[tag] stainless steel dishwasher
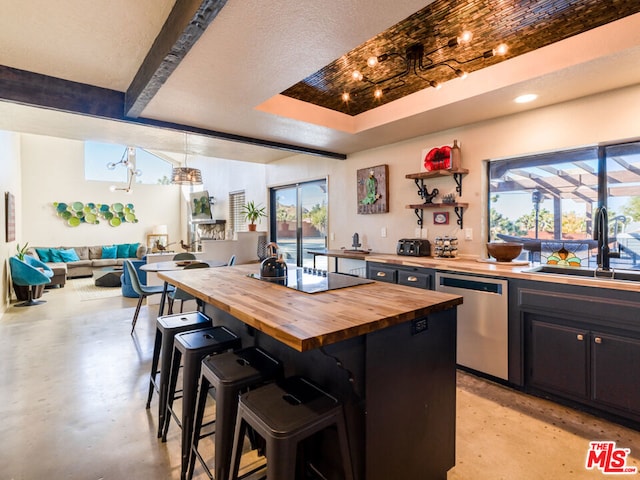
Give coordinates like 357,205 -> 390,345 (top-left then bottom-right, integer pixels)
436,272 -> 508,380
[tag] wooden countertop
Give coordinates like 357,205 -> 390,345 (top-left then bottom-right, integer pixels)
158,264 -> 462,352
367,254 -> 640,293
307,248 -> 374,260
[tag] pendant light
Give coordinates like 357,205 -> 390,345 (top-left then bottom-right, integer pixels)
171,133 -> 203,185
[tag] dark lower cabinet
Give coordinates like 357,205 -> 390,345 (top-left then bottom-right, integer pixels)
528,318 -> 589,399
519,280 -> 640,425
591,332 -> 640,416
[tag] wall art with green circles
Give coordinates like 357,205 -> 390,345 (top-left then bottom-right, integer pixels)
53,202 -> 138,227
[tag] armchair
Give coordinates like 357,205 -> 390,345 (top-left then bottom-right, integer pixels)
9,255 -> 54,306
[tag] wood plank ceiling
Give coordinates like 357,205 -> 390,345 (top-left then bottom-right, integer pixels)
283,0 -> 640,116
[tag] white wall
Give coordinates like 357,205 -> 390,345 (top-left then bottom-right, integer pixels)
192,155 -> 268,233
0,131 -> 22,313
20,134 -> 183,249
266,84 -> 640,258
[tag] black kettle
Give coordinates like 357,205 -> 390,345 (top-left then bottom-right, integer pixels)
260,242 -> 287,279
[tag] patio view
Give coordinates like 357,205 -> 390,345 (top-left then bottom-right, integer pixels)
489,142 -> 640,269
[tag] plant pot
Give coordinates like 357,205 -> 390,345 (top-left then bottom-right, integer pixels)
248,223 -> 257,231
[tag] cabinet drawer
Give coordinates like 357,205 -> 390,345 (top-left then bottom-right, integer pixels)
370,266 -> 397,283
398,270 -> 431,289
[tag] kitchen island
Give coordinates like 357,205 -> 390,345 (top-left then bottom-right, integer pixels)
159,264 -> 462,480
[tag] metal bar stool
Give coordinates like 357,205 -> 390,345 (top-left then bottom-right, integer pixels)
145,311 -> 212,438
186,347 -> 282,480
161,326 -> 241,479
228,376 -> 354,480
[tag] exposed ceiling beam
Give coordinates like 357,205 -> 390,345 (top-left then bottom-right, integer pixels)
0,65 -> 346,160
125,0 -> 228,118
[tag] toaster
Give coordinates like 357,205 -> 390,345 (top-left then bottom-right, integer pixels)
396,238 -> 431,257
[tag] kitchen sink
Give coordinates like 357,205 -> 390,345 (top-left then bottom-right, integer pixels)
525,265 -> 640,282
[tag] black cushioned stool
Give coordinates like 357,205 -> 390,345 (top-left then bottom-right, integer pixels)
186,347 -> 282,480
146,311 -> 212,438
228,376 -> 354,480
162,326 -> 241,479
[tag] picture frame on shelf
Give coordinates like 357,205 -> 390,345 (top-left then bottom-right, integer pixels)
433,212 -> 449,225
147,234 -> 168,252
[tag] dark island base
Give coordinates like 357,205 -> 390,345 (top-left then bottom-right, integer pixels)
206,304 -> 457,480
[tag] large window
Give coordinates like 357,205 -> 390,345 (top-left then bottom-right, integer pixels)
488,141 -> 640,270
84,141 -> 172,185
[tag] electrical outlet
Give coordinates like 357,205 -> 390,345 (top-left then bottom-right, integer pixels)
330,232 -> 335,241
465,228 -> 473,240
415,227 -> 422,238
381,227 -> 387,238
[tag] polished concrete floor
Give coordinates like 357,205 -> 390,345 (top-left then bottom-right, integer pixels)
1,280 -> 639,479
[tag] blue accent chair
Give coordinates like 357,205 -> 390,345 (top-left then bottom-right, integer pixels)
124,260 -> 174,334
9,255 -> 54,306
121,260 -> 147,298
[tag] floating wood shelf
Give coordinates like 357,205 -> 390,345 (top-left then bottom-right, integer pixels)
405,168 -> 469,179
406,168 -> 469,227
406,203 -> 469,209
406,203 -> 468,228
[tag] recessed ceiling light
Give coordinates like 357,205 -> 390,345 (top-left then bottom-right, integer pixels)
515,93 -> 538,103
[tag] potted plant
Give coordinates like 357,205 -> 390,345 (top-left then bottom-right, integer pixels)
16,242 -> 29,261
241,201 -> 266,231
277,207 -> 290,232
13,242 -> 40,301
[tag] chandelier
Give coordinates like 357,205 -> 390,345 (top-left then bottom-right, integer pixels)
343,30 -> 508,101
171,167 -> 202,185
108,146 -> 142,193
171,133 -> 203,185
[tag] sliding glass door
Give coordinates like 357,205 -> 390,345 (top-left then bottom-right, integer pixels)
270,179 -> 327,268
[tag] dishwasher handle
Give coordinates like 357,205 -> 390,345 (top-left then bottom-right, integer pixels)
438,276 -> 503,294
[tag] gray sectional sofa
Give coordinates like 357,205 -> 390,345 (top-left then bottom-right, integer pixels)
29,243 -> 147,287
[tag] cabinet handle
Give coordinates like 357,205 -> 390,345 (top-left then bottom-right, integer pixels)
594,337 -> 602,344
576,334 -> 584,341
376,271 -> 386,277
407,276 -> 418,282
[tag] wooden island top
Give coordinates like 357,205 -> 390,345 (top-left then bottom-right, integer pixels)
158,264 -> 462,352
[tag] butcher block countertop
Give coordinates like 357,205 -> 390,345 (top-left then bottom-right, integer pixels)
158,264 -> 462,352
367,254 -> 640,293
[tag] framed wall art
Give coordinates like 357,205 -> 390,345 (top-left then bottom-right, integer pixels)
433,212 -> 449,225
190,190 -> 213,222
357,164 -> 389,214
5,192 -> 15,242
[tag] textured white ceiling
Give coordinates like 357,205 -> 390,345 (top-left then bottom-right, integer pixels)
1,2 -> 639,162
0,0 -> 175,90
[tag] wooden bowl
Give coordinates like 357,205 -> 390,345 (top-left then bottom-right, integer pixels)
486,242 -> 523,262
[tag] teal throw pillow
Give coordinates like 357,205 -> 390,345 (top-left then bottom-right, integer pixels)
58,248 -> 80,262
116,243 -> 130,258
49,248 -> 63,262
102,245 -> 117,259
35,248 -> 52,263
128,242 -> 140,258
